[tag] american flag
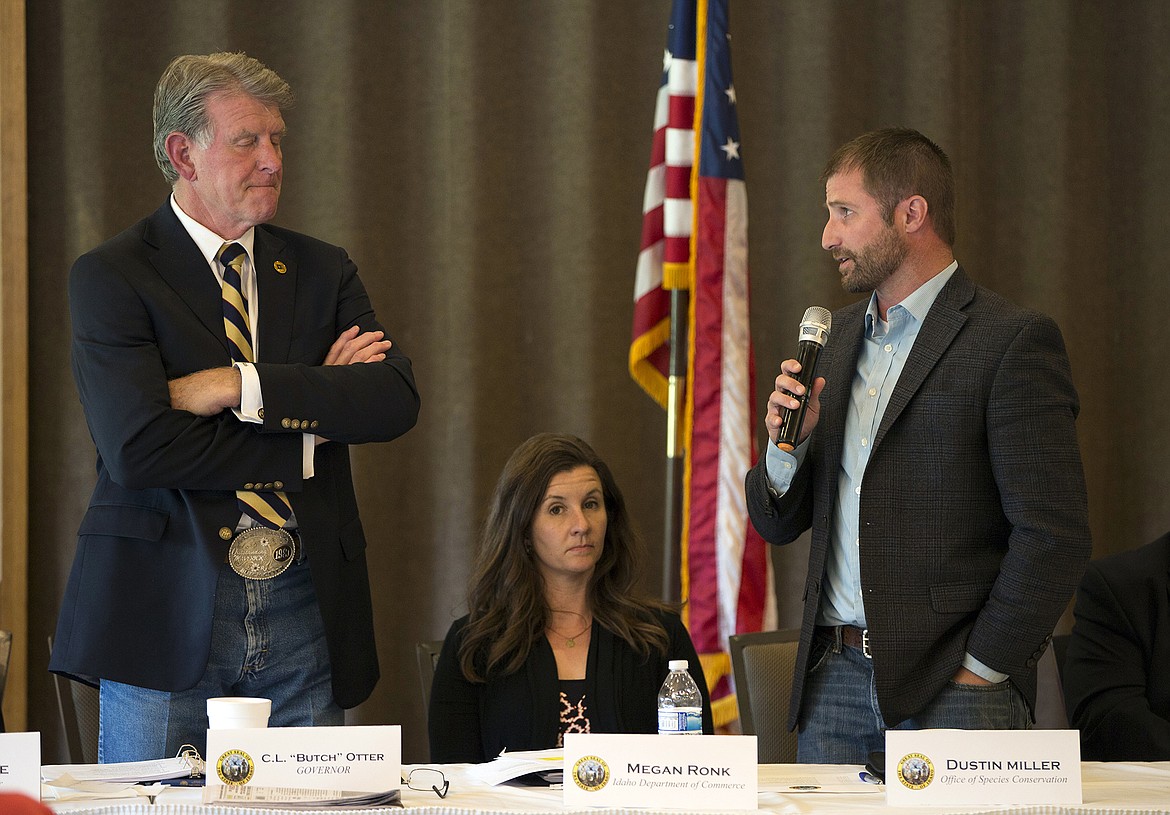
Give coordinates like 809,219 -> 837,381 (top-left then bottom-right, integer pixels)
629,0 -> 775,727
630,0 -> 696,403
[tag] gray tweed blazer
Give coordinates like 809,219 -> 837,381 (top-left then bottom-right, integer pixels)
746,267 -> 1091,730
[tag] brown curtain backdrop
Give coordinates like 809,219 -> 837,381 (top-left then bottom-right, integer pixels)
24,0 -> 1170,763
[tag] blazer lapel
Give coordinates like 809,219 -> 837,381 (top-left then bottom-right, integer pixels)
873,268 -> 974,451
253,227 -> 294,363
144,203 -> 228,357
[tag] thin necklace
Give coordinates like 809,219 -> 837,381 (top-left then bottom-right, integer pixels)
547,611 -> 592,648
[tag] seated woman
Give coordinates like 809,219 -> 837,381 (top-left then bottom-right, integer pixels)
428,433 -> 713,763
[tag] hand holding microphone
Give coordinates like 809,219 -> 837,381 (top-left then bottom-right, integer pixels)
768,306 -> 831,452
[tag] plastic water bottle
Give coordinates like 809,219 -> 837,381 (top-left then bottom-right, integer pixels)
657,659 -> 703,735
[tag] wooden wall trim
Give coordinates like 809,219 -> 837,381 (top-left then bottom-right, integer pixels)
0,0 -> 30,731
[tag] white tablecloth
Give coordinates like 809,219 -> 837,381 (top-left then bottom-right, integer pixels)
46,761 -> 1170,815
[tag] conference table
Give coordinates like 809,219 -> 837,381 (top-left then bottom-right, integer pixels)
43,760 -> 1170,814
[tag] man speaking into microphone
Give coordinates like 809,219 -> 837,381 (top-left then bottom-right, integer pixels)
745,128 -> 1091,764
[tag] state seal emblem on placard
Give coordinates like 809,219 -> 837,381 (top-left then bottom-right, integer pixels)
216,749 -> 256,785
896,753 -> 934,789
572,755 -> 610,791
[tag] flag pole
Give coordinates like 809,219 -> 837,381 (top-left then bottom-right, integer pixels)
663,288 -> 687,604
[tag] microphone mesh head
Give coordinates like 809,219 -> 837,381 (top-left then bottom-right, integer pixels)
802,306 -> 832,330
798,306 -> 832,346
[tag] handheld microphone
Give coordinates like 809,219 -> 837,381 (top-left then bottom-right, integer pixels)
775,306 -> 831,452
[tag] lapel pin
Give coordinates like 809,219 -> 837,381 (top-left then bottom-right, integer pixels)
274,261 -> 287,274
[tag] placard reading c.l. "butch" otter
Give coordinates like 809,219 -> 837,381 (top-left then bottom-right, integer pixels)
204,724 -> 400,795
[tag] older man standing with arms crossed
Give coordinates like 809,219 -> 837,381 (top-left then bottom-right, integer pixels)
746,128 -> 1090,764
51,52 -> 419,761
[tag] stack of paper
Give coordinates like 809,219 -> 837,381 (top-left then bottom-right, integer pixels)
42,755 -> 197,785
465,748 -> 563,786
203,785 -> 401,809
41,756 -> 201,803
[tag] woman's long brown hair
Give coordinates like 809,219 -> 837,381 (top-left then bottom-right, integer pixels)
457,433 -> 671,682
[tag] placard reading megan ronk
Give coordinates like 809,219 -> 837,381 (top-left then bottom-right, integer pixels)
562,733 -> 757,811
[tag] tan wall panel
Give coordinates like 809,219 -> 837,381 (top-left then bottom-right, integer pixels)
1,0 -> 29,732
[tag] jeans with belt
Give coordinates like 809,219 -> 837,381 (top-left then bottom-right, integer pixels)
796,627 -> 1031,764
99,557 -> 343,762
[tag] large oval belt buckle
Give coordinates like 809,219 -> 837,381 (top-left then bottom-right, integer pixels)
228,527 -> 296,580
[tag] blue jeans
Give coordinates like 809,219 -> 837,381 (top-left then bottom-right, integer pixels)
796,629 -> 1030,764
99,559 -> 342,762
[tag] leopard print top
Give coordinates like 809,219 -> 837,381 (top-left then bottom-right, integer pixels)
556,679 -> 591,746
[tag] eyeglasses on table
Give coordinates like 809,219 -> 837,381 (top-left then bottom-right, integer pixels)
403,767 -> 449,799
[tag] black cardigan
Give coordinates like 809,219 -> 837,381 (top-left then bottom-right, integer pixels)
428,610 -> 714,762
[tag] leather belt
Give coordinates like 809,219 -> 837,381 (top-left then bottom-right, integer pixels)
818,624 -> 872,658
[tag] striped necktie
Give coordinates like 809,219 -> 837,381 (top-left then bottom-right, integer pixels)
219,242 -> 293,529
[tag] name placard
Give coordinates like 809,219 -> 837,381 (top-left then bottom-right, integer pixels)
0,732 -> 41,801
205,725 -> 400,793
885,729 -> 1081,806
563,733 -> 757,811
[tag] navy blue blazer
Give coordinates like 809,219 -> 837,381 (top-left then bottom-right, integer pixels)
50,201 -> 419,707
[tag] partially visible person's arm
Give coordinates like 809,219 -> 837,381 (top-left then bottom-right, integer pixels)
1064,562 -> 1170,760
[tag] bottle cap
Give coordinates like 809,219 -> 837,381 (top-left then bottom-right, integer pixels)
668,659 -> 688,670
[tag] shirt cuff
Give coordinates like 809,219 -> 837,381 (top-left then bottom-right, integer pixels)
302,433 -> 316,479
962,653 -> 1010,684
232,362 -> 263,423
233,362 -> 315,479
764,438 -> 808,496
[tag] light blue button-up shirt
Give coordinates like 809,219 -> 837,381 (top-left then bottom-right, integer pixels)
822,262 -> 956,628
764,261 -> 1006,681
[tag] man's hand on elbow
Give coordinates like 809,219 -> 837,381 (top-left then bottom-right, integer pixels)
168,367 -> 242,416
324,325 -> 392,365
